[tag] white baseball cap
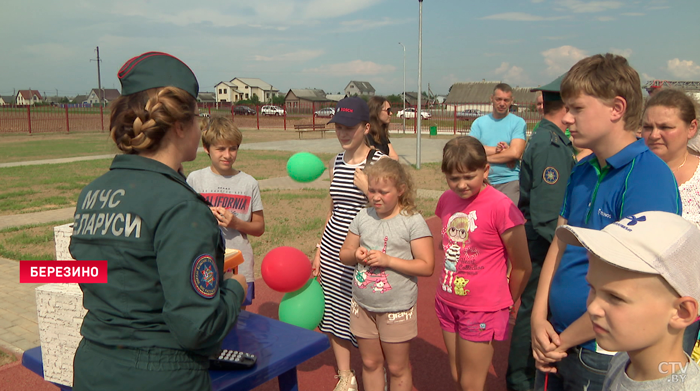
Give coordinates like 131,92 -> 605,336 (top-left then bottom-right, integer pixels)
556,211 -> 700,312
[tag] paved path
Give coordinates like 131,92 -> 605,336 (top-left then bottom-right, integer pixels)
0,139 -> 448,356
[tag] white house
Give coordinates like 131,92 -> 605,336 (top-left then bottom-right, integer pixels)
86,89 -> 121,105
344,81 -> 375,97
16,90 -> 43,105
215,78 -> 279,103
215,81 -> 238,102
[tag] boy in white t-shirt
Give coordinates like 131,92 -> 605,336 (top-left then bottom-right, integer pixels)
556,211 -> 700,390
187,115 -> 265,309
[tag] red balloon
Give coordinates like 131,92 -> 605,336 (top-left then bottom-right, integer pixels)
261,246 -> 312,293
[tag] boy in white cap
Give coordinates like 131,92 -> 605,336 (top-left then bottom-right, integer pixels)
556,211 -> 700,390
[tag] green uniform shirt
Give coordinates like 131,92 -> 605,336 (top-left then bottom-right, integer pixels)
70,154 -> 244,357
519,118 -> 575,246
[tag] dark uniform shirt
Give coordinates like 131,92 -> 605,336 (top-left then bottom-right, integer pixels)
519,118 -> 575,255
70,154 -> 244,357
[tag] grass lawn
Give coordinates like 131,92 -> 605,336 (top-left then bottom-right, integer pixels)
0,349 -> 17,367
0,131 -> 446,279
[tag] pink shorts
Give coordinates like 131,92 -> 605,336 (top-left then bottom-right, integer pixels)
434,298 -> 510,342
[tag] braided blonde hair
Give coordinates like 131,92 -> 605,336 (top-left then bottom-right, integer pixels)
110,86 -> 197,154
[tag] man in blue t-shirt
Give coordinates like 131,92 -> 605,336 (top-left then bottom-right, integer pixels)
470,83 -> 527,204
530,54 -> 682,391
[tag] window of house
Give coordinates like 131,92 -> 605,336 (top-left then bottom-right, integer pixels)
219,89 -> 222,94
245,93 -> 249,99
224,89 -> 227,94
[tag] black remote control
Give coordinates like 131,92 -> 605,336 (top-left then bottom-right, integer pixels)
209,349 -> 257,370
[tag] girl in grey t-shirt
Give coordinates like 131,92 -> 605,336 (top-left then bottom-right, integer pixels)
339,158 -> 434,391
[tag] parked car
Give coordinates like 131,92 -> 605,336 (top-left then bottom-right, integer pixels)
314,107 -> 335,118
233,106 -> 256,115
261,105 -> 285,116
396,107 -> 431,119
456,109 -> 485,120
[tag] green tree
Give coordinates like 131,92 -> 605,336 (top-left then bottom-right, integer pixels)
250,93 -> 261,105
386,94 -> 403,104
272,95 -> 285,106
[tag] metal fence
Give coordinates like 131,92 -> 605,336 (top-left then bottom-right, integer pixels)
0,101 -> 540,135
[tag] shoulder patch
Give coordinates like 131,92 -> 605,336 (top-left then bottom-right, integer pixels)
191,254 -> 218,299
543,167 -> 559,185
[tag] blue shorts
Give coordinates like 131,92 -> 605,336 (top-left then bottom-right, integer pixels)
243,282 -> 255,307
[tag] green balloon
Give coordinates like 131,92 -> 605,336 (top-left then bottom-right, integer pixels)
287,152 -> 326,183
278,278 -> 325,330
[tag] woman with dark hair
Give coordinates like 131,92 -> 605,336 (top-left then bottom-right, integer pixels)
367,96 -> 399,160
70,52 -> 247,390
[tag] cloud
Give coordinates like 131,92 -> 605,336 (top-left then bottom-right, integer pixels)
107,0 -> 375,29
532,0 -> 546,3
541,45 -> 588,76
441,74 -> 462,86
609,48 -> 633,58
493,39 -> 523,45
494,62 -> 533,86
666,58 -> 700,78
340,17 -> 410,30
24,43 -> 77,61
542,35 -> 574,40
303,60 -> 396,76
622,12 -> 645,16
300,0 -> 376,20
254,50 -> 324,62
481,12 -> 568,21
595,16 -> 616,21
641,73 -> 655,82
554,0 -> 624,13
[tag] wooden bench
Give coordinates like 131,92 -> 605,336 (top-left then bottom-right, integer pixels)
294,123 -> 329,139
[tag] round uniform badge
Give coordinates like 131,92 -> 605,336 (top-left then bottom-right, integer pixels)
191,254 -> 218,299
543,167 -> 559,185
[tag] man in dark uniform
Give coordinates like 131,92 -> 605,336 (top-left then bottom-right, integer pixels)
70,52 -> 247,391
506,74 -> 576,391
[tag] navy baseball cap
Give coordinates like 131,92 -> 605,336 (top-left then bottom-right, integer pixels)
328,97 -> 370,127
118,51 -> 199,98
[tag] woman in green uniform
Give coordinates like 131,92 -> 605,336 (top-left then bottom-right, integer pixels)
69,52 -> 247,391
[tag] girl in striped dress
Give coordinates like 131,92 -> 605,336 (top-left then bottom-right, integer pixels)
312,97 -> 385,391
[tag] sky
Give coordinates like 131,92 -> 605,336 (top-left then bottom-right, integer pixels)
1,0 -> 699,99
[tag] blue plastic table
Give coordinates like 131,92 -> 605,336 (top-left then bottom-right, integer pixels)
22,311 -> 330,391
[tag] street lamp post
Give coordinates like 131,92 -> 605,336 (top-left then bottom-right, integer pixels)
416,0 -> 423,169
398,42 -> 406,134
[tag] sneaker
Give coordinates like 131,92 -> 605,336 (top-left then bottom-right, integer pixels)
333,369 -> 358,391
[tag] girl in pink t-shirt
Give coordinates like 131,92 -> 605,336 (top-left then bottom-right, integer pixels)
435,136 -> 532,391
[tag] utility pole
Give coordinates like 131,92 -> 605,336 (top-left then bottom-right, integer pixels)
90,47 -> 103,106
416,0 -> 423,169
398,42 -> 406,134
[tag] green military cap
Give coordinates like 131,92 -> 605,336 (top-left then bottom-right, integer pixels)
118,52 -> 199,98
531,73 -> 566,102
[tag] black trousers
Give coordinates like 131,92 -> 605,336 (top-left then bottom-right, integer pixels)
506,232 -> 547,391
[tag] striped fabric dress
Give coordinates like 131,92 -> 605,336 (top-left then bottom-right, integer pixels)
319,150 -> 384,344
